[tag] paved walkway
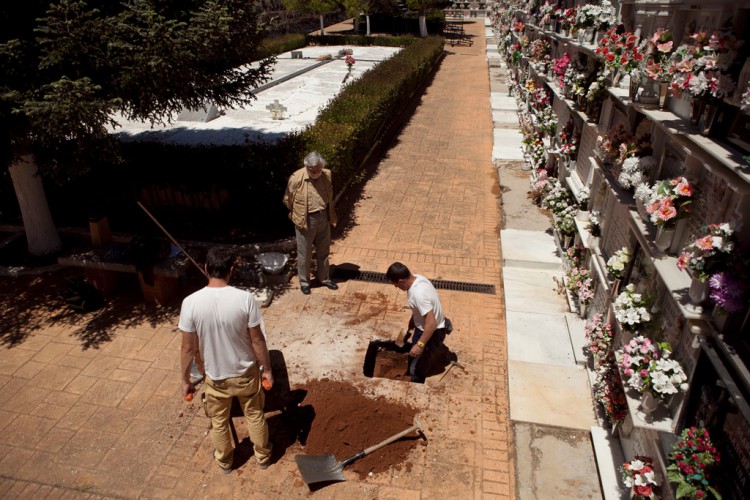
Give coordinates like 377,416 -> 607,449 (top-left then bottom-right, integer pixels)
0,19 -> 512,499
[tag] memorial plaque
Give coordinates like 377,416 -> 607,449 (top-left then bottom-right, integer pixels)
575,124 -> 599,183
602,203 -> 632,261
689,168 -> 731,235
658,286 -> 682,347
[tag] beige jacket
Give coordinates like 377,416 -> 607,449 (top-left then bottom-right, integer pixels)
283,167 -> 337,230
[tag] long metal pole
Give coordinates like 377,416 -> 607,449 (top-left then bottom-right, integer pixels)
136,201 -> 208,279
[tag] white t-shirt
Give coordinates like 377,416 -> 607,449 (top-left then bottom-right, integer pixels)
407,275 -> 445,331
178,286 -> 263,380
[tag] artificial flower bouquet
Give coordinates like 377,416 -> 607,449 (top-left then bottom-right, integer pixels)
742,85 -> 750,115
596,28 -> 644,75
641,29 -> 675,82
528,138 -> 546,169
554,205 -> 578,235
554,7 -> 575,34
541,182 -> 573,215
619,336 -> 688,397
676,223 -> 735,282
598,124 -> 633,160
587,210 -> 601,237
565,244 -> 585,269
528,168 -> 552,206
578,275 -> 594,305
618,155 -> 657,190
606,247 -> 632,280
586,67 -> 610,106
668,31 -> 742,102
529,37 -> 551,62
645,177 -> 694,228
565,264 -> 590,295
593,357 -> 628,424
537,107 -> 558,137
552,52 -> 571,88
586,314 -> 614,363
573,4 -> 597,30
558,118 -> 579,160
667,427 -> 721,500
538,0 -> 554,26
708,272 -> 748,315
613,284 -> 651,330
621,457 -> 660,499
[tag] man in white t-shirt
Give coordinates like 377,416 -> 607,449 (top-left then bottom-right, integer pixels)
386,262 -> 447,383
179,247 -> 273,473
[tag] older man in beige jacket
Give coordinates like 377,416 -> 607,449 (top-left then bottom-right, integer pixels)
283,151 -> 339,295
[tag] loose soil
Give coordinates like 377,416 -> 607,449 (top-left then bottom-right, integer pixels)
293,379 -> 421,479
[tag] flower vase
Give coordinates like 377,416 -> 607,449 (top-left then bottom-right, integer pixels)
578,299 -> 589,318
654,226 -> 675,253
561,28 -> 569,38
689,277 -> 708,305
628,74 -> 640,99
610,278 -> 622,298
612,70 -> 624,88
701,102 -> 719,136
690,99 -> 705,126
585,27 -> 596,44
639,392 -> 661,423
635,198 -> 649,223
563,234 -> 573,248
658,82 -> 669,110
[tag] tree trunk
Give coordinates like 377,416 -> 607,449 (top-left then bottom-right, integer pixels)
419,15 -> 428,37
319,14 -> 325,35
366,15 -> 371,36
8,155 -> 62,256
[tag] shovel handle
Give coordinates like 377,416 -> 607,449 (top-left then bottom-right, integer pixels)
340,422 -> 421,468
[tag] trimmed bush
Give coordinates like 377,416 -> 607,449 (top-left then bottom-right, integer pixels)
258,33 -> 307,58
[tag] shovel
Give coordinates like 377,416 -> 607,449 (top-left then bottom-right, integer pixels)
295,417 -> 424,487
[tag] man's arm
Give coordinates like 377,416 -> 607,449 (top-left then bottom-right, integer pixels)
180,330 -> 197,397
410,310 -> 437,357
248,325 -> 274,388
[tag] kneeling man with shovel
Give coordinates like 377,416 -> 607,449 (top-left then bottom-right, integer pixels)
386,262 -> 449,383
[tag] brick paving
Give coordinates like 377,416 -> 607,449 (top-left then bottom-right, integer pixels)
0,18 -> 512,499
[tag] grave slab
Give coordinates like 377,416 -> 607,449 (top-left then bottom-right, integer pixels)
509,360 -> 596,430
502,267 -> 564,314
515,423 -> 603,500
493,129 -> 525,161
566,312 -> 588,366
500,228 -> 561,268
490,93 -> 517,110
507,310 -> 575,366
492,110 -> 518,127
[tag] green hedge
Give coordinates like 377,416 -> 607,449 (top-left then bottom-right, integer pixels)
257,33 -> 307,58
300,35 -> 445,185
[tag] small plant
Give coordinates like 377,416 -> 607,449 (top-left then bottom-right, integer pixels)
667,427 -> 721,500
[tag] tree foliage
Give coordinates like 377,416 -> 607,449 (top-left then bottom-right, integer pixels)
0,0 -> 275,175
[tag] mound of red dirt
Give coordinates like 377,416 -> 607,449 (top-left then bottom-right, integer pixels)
296,379 -> 422,479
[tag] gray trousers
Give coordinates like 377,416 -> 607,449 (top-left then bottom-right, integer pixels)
295,210 -> 330,286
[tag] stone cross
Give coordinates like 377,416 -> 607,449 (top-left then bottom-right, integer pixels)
266,100 -> 287,120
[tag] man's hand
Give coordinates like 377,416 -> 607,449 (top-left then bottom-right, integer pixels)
262,371 -> 274,390
409,343 -> 424,357
182,381 -> 195,401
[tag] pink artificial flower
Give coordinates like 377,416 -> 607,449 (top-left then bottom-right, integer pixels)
675,180 -> 693,197
677,252 -> 690,270
696,236 -> 714,251
657,41 -> 673,53
657,201 -> 677,222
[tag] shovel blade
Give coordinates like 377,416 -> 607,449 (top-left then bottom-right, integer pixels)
295,454 -> 346,486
